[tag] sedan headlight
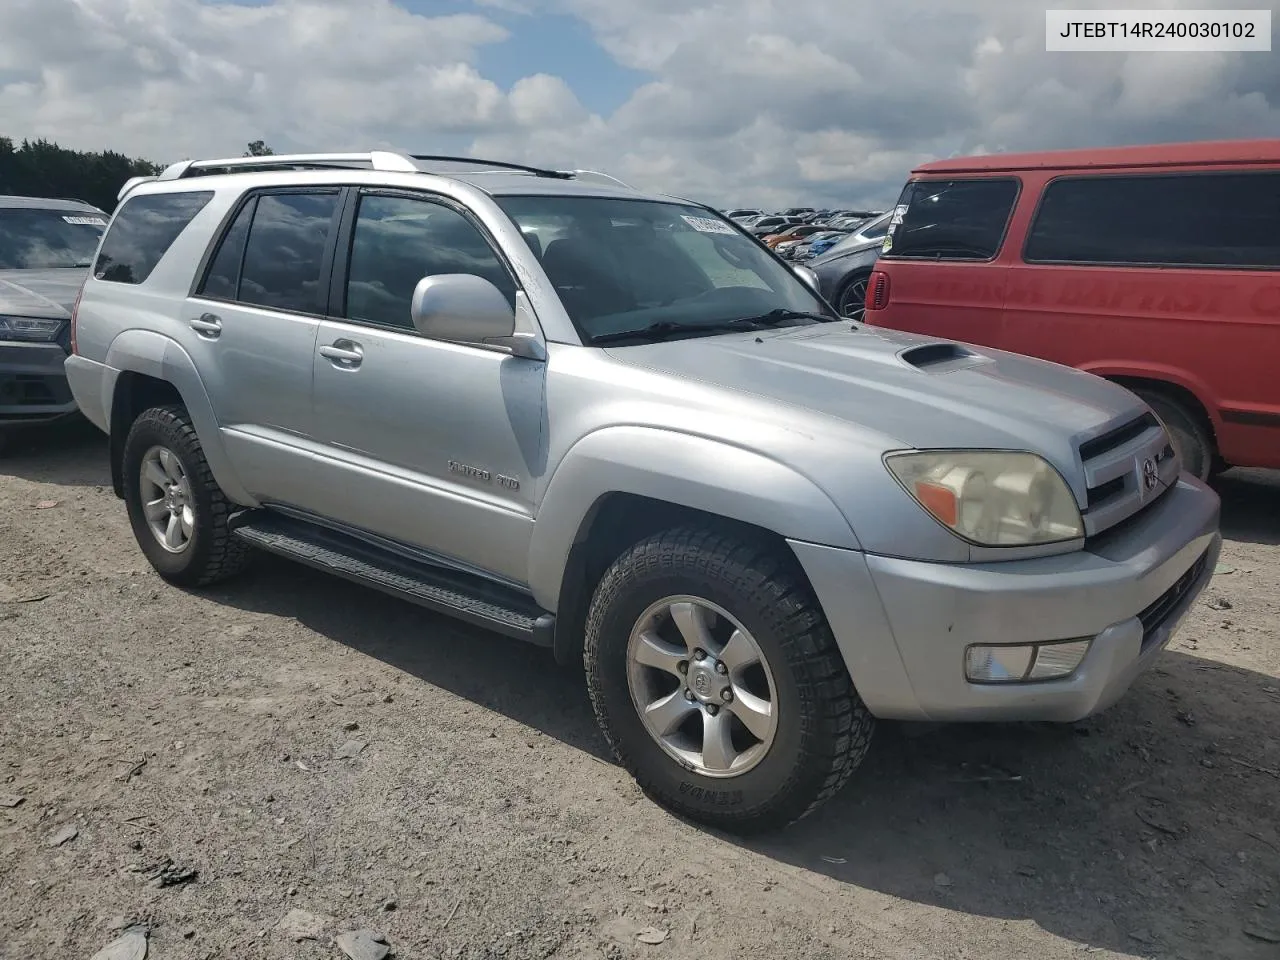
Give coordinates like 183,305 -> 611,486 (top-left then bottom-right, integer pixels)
0,316 -> 64,343
885,450 -> 1084,546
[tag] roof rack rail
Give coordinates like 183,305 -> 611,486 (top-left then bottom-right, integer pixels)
118,175 -> 159,202
409,154 -> 573,179
156,151 -> 420,182
560,169 -> 634,189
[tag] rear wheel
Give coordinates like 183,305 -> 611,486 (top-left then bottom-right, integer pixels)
836,271 -> 871,320
584,527 -> 873,833
1133,389 -> 1216,481
122,405 -> 251,586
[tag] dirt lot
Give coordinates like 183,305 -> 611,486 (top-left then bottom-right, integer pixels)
1,422 -> 1277,960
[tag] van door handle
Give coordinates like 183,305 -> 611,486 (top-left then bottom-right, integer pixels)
189,313 -> 222,338
319,340 -> 363,367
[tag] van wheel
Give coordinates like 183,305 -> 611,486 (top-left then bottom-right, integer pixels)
121,405 -> 251,586
1135,390 -> 1214,481
584,527 -> 873,834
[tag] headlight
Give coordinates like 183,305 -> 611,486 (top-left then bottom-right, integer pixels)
885,450 -> 1084,546
0,316 -> 64,343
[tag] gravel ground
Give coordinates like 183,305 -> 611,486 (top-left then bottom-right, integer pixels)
1,421 -> 1277,960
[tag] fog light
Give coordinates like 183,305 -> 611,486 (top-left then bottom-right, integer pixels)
966,639 -> 1092,683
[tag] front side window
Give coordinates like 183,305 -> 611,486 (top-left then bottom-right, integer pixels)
881,178 -> 1019,261
344,194 -> 516,330
1025,172 -> 1280,268
0,207 -> 107,270
496,196 -> 833,342
237,191 -> 341,314
94,192 -> 213,284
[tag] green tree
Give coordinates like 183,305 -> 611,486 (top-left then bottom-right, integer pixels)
244,140 -> 275,157
0,137 -> 161,212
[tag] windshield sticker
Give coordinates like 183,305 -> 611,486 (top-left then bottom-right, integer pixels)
62,216 -> 107,226
882,226 -> 896,253
681,215 -> 737,235
890,204 -> 908,226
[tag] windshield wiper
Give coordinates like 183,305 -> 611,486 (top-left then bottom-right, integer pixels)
726,308 -> 835,327
590,321 -> 689,345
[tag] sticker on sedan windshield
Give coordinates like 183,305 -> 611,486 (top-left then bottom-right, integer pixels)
681,215 -> 737,235
62,216 -> 107,226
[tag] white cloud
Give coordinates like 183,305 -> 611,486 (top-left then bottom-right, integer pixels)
2,0 -> 1279,208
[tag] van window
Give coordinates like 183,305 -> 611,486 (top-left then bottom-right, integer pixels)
881,178 -> 1018,261
1025,172 -> 1280,268
94,192 -> 213,284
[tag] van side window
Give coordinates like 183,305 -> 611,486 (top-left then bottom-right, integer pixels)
1026,173 -> 1280,268
882,179 -> 1018,261
94,191 -> 214,284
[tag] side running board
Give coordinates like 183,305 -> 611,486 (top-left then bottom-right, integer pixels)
232,512 -> 555,647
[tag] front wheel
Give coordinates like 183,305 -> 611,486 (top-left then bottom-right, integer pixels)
585,527 -> 873,833
1133,390 -> 1217,481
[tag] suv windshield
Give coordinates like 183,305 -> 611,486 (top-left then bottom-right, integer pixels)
495,196 -> 834,342
0,207 -> 108,270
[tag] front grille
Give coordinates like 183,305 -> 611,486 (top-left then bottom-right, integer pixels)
1078,411 -> 1180,537
1139,548 -> 1209,651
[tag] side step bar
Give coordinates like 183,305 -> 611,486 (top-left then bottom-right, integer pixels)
232,512 -> 555,646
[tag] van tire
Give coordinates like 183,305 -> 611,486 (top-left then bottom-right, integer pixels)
121,405 -> 252,586
1134,390 -> 1214,481
584,526 -> 874,834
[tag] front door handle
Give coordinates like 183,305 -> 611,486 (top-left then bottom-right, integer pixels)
319,340 -> 364,367
189,312 -> 222,338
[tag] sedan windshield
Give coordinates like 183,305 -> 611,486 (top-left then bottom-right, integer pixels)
0,207 -> 108,270
496,196 -> 835,342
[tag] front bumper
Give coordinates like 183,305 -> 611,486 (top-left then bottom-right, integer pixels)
790,474 -> 1221,722
0,340 -> 79,428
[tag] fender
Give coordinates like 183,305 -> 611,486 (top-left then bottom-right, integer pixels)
1078,360 -> 1220,430
104,329 -> 257,506
526,425 -> 860,610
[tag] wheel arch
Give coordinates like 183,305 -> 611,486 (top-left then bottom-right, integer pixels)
104,329 -> 255,504
1092,369 -> 1221,465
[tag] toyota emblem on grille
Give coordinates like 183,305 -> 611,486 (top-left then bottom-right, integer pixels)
1141,457 -> 1158,492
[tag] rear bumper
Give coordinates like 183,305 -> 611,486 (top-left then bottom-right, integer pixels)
790,474 -> 1221,722
0,341 -> 78,427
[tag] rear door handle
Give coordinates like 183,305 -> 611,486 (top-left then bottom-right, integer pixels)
319,340 -> 363,367
189,313 -> 222,338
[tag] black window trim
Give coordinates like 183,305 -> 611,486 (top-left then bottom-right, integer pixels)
1022,168 -> 1280,272
879,175 -> 1022,264
94,189 -> 216,286
189,185 -> 348,318
324,186 -> 524,339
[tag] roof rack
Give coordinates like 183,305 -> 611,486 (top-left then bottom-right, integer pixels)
409,154 -> 573,179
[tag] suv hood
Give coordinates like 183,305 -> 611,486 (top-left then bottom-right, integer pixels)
0,268 -> 87,319
606,323 -> 1149,484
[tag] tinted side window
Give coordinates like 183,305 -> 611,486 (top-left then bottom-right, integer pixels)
94,191 -> 214,284
238,192 -> 341,314
1026,173 -> 1280,268
344,194 -> 516,330
882,178 -> 1018,261
197,197 -> 256,300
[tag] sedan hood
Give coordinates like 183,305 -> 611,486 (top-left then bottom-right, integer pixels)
607,323 -> 1149,487
0,268 -> 87,319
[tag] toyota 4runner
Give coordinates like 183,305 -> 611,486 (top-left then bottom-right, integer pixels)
65,152 -> 1222,833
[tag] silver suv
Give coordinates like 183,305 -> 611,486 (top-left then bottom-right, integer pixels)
66,152 -> 1221,832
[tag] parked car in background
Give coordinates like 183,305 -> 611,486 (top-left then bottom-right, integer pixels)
0,195 -> 110,454
863,138 -> 1280,479
747,215 -> 801,237
763,223 -> 832,249
807,230 -> 885,319
792,230 -> 849,260
726,208 -> 763,221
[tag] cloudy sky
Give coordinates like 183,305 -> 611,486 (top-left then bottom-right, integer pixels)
2,0 -> 1278,208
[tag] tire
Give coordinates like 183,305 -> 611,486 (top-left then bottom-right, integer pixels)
836,271 -> 871,320
584,526 -> 873,833
1134,390 -> 1216,482
121,404 -> 251,586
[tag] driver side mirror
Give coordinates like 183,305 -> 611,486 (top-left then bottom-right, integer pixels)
410,274 -> 516,348
791,264 -> 820,291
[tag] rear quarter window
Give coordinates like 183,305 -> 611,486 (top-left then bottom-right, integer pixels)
881,178 -> 1019,261
1025,172 -> 1280,268
94,191 -> 214,284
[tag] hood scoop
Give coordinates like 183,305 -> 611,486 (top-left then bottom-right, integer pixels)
899,341 -> 985,373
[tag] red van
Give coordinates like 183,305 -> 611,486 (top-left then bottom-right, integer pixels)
862,139 -> 1280,480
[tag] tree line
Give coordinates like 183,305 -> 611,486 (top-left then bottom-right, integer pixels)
0,138 -> 275,213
